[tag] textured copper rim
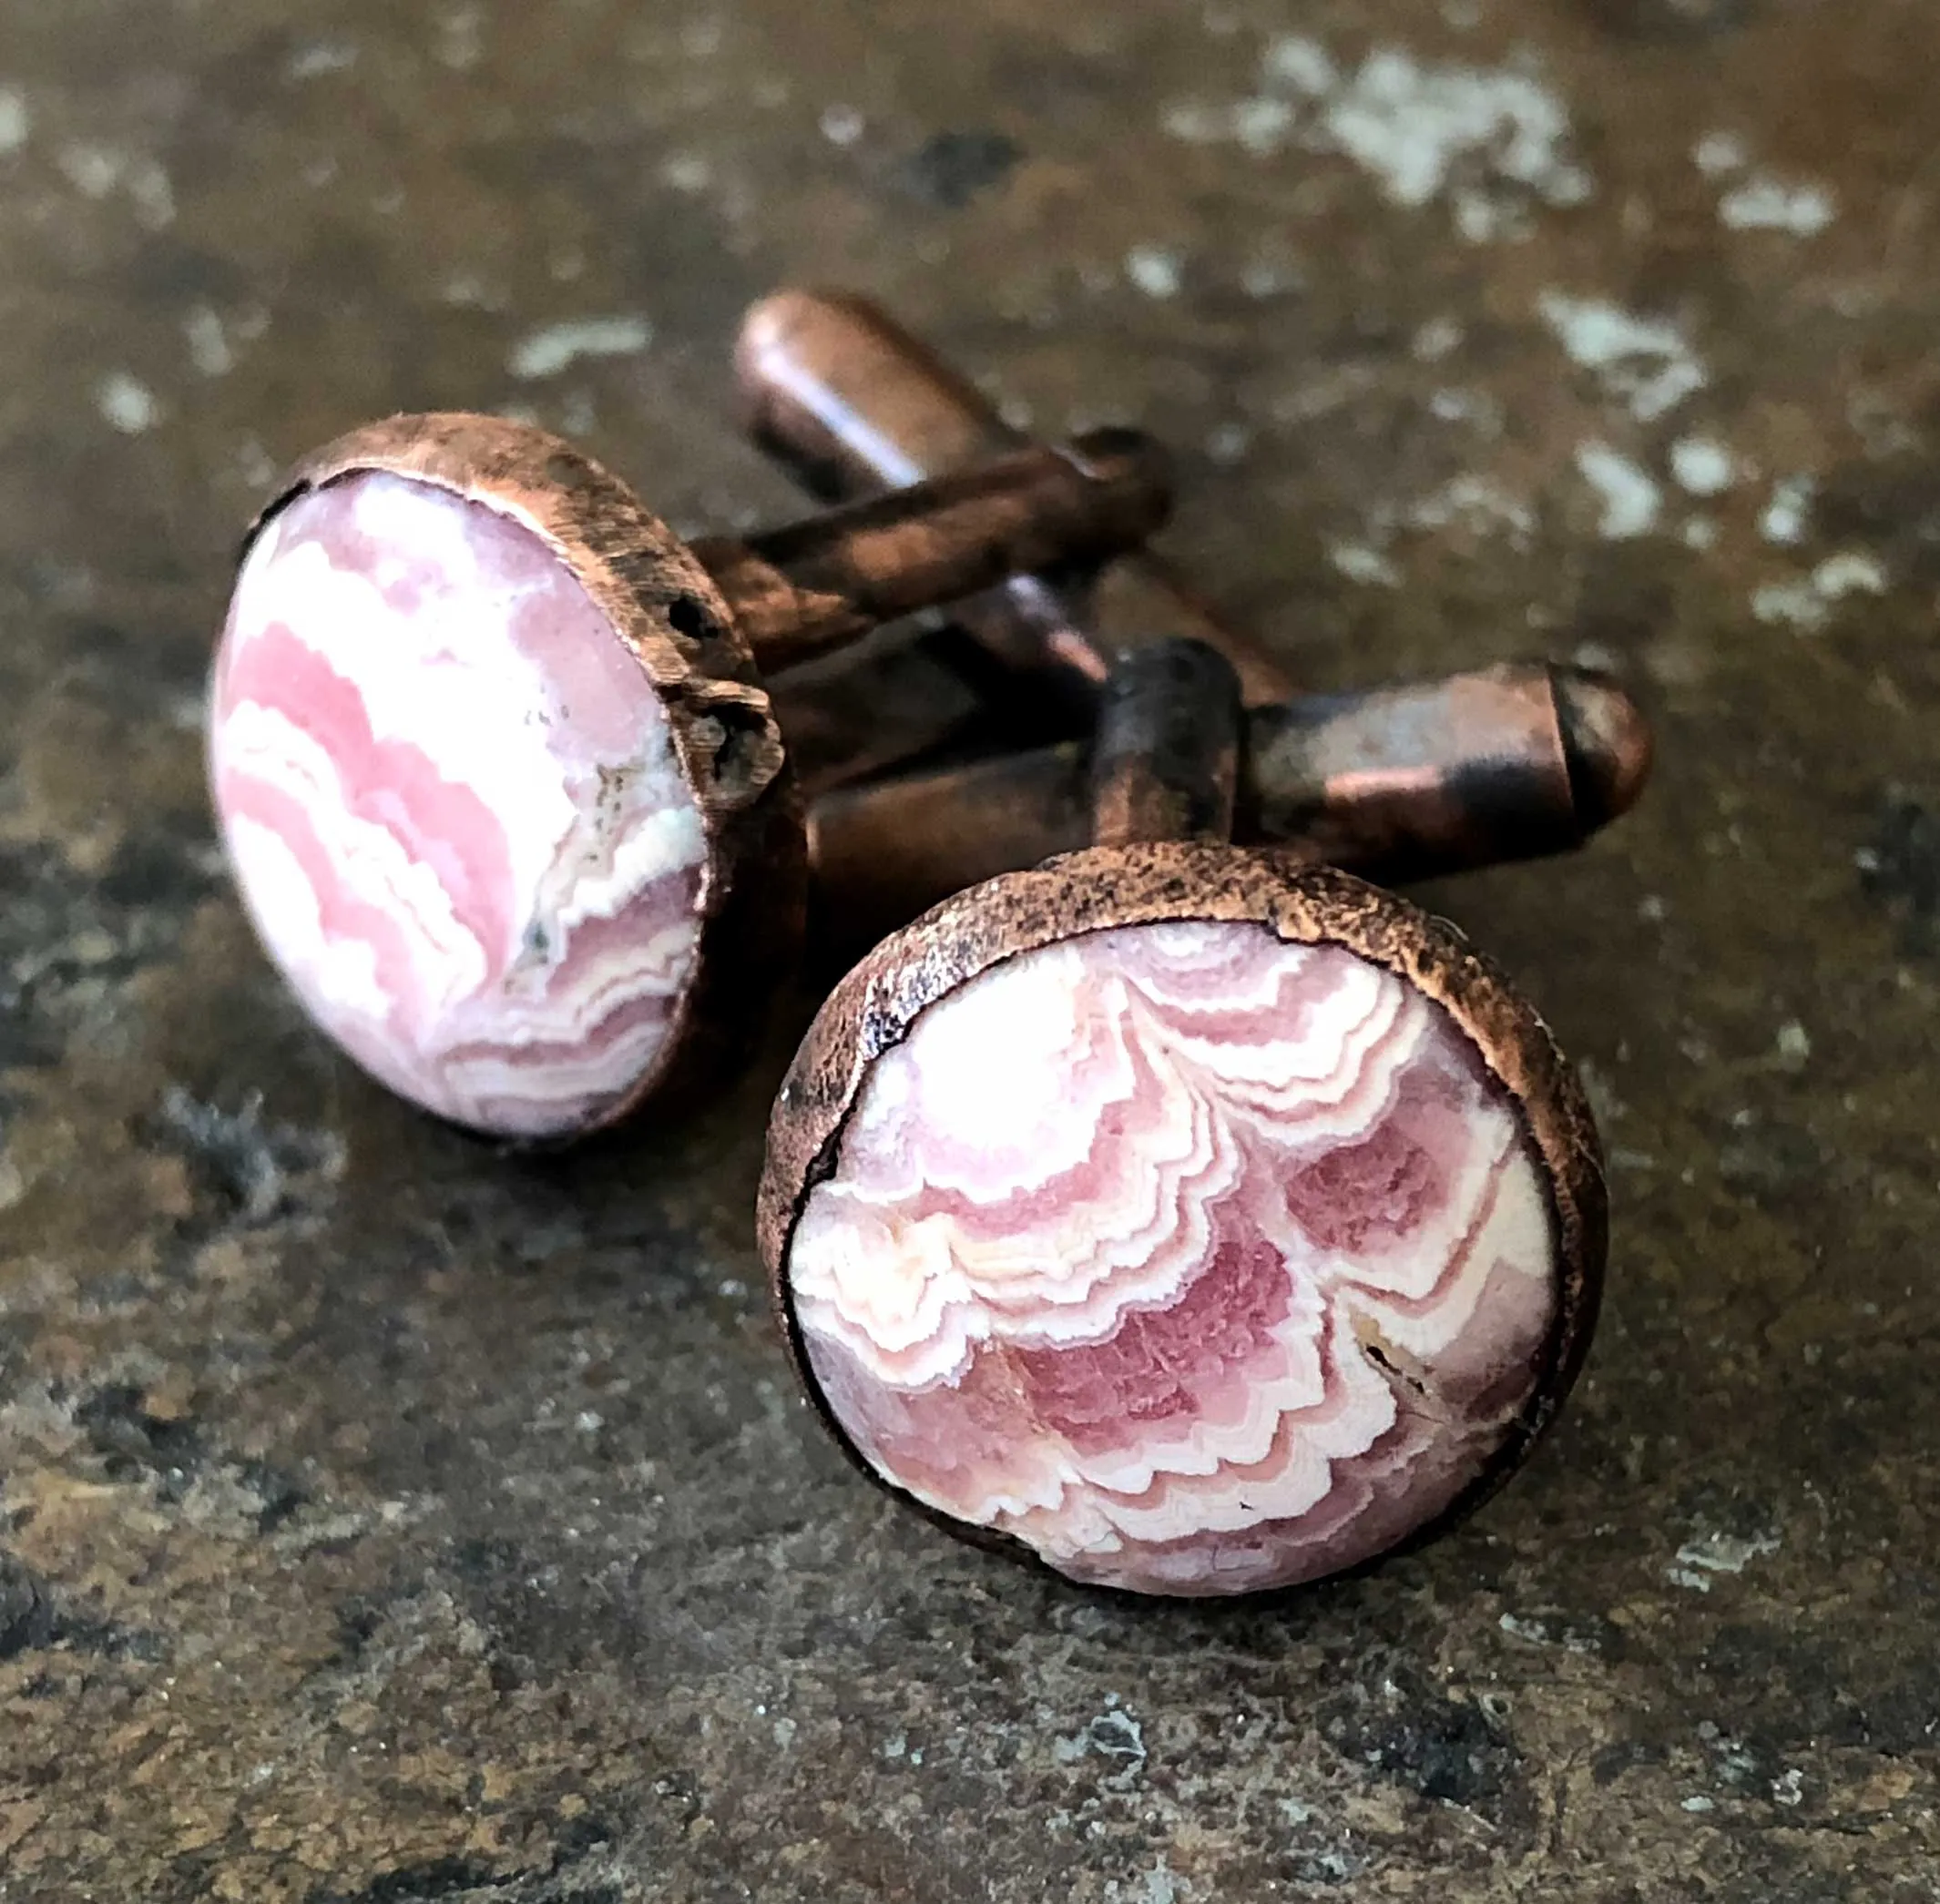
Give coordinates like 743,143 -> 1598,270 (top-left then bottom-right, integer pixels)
759,842 -> 1608,1595
248,413 -> 804,1137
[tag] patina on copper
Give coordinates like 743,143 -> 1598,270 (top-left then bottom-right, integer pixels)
806,659 -> 1652,964
249,412 -> 1169,1135
687,425 -> 1172,671
760,639 -> 1608,1596
1089,633 -> 1242,850
740,290 -> 1654,832
740,287 -> 1296,720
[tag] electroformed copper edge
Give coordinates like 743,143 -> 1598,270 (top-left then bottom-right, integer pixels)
247,412 -> 805,1140
758,845 -> 1608,1597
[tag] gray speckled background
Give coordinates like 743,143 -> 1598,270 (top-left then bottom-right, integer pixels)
1,2 -> 1935,1899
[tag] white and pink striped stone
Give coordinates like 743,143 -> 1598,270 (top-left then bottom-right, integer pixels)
209,471 -> 708,1138
787,921 -> 1560,1596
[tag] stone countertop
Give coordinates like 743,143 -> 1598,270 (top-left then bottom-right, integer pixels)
1,2 -> 1935,1899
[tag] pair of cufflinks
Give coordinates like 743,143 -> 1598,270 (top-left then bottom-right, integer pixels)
207,291 -> 1651,1599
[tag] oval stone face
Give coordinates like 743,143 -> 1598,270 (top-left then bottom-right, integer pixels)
209,471 -> 708,1138
786,921 -> 1562,1596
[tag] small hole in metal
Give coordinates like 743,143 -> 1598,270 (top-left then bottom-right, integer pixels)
668,596 -> 712,642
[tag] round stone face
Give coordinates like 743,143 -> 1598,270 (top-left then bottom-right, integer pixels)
785,920 -> 1562,1596
209,471 -> 709,1138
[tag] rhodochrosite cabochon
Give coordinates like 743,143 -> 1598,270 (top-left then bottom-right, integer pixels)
209,468 -> 710,1138
765,857 -> 1602,1599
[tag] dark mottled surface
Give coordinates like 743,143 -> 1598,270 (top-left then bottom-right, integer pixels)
1,1 -> 1936,1899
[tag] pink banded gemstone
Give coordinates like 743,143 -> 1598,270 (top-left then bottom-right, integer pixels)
209,471 -> 709,1138
787,921 -> 1562,1596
